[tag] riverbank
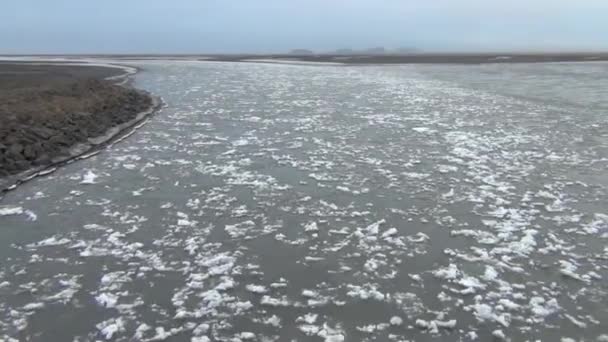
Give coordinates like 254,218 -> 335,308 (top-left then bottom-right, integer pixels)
0,62 -> 160,192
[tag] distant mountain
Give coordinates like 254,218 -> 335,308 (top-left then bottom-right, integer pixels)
332,48 -> 355,55
326,47 -> 421,56
288,49 -> 314,55
364,47 -> 386,55
302,46 -> 420,56
394,47 -> 420,54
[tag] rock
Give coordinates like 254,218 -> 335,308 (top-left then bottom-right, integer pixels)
3,160 -> 17,172
30,126 -> 55,139
5,134 -> 20,145
23,143 -> 43,160
49,135 -> 68,147
14,160 -> 30,170
34,153 -> 51,166
9,143 -> 24,156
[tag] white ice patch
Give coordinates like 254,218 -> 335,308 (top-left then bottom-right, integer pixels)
317,323 -> 345,342
558,260 -> 590,282
581,213 -> 608,234
412,126 -> 435,134
264,315 -> 281,327
0,206 -> 24,216
232,138 -> 250,146
492,329 -> 506,340
80,170 -> 99,184
432,264 -> 460,280
96,317 -> 125,339
381,228 -> 398,238
389,316 -> 403,326
297,313 -> 318,325
245,284 -> 268,294
24,210 -> 37,221
261,295 -> 290,307
472,303 -> 511,327
96,293 -> 119,308
416,318 -> 457,333
529,297 -> 560,322
201,254 -> 236,275
27,236 -> 71,248
225,220 -> 256,238
304,221 -> 319,232
346,284 -> 385,301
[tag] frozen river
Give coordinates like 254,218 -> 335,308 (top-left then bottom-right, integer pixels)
1,61 -> 607,341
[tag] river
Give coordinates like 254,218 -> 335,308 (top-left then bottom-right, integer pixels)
1,60 -> 607,341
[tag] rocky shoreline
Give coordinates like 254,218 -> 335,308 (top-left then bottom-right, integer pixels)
0,62 -> 160,193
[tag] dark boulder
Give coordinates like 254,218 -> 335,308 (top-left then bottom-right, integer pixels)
8,143 -> 24,155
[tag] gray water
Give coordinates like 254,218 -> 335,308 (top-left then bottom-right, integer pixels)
1,61 -> 607,342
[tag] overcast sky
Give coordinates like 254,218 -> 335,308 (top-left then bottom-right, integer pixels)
1,0 -> 607,54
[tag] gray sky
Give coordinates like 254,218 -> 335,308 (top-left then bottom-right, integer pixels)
1,0 -> 607,54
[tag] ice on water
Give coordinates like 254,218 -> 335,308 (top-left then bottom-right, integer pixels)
1,61 -> 608,341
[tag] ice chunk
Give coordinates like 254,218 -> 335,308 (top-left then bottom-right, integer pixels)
318,323 -> 345,342
24,210 -> 37,221
390,316 -> 403,326
559,260 -> 589,283
381,228 -> 398,238
192,323 -> 210,336
261,295 -> 290,307
245,284 -> 268,294
529,297 -> 560,321
0,206 -> 24,216
304,222 -> 319,232
81,170 -> 99,184
482,266 -> 498,281
346,284 -> 385,301
457,276 -> 486,294
239,332 -> 255,340
225,220 -> 255,238
192,337 -> 211,342
264,315 -> 281,327
28,236 -> 71,247
96,317 -> 125,340
23,302 -> 45,311
474,303 -> 494,321
297,313 -> 318,324
201,254 -> 236,275
492,330 -> 506,340
96,293 -> 119,308
432,264 -> 460,280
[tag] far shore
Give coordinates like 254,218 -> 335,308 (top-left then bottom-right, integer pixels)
3,52 -> 608,65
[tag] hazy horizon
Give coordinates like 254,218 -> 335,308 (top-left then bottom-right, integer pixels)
1,0 -> 608,54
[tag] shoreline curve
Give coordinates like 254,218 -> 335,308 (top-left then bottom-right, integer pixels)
0,60 -> 164,195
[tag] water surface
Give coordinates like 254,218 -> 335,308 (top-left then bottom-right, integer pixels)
1,61 -> 607,341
